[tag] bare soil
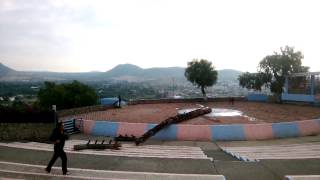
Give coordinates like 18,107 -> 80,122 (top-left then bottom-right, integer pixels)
62,102 -> 320,125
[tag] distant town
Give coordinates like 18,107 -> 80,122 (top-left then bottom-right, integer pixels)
0,63 -> 269,106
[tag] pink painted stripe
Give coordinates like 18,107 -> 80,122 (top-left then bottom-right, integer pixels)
117,122 -> 148,137
298,119 -> 320,136
244,123 -> 274,140
177,125 -> 211,141
83,119 -> 95,134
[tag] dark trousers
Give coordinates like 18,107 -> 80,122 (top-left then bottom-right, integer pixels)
46,148 -> 67,173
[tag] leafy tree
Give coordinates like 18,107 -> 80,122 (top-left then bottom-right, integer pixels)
239,46 -> 309,95
185,59 -> 218,99
38,81 -> 98,110
238,72 -> 271,91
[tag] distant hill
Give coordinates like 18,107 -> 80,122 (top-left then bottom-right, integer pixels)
0,63 -> 15,77
105,64 -> 143,77
0,63 -> 242,83
103,64 -> 242,82
217,69 -> 243,81
102,64 -> 186,81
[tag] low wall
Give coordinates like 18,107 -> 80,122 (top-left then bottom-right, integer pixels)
76,119 -> 320,141
247,94 -> 269,102
0,123 -> 55,142
282,93 -> 315,103
128,97 -> 246,105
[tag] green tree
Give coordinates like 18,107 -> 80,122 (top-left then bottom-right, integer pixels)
238,72 -> 271,91
185,59 -> 218,99
238,46 -> 309,95
38,81 -> 98,110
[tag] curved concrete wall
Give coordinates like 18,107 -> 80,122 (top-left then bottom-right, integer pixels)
77,119 -> 320,141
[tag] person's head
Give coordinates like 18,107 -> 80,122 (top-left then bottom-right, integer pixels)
56,122 -> 64,132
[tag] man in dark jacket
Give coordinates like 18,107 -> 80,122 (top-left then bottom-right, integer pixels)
46,122 -> 69,175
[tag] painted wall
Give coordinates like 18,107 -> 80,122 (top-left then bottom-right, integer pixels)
247,94 -> 269,102
281,93 -> 315,103
76,119 -> 320,141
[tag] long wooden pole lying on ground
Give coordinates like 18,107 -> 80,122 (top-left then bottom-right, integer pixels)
135,107 -> 212,145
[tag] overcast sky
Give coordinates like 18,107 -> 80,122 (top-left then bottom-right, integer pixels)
0,0 -> 319,72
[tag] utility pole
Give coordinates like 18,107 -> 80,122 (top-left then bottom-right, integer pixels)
52,105 -> 57,124
172,77 -> 175,97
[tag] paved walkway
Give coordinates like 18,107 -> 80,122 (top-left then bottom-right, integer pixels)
220,142 -> 320,161
0,161 -> 225,180
0,140 -> 210,160
1,135 -> 320,180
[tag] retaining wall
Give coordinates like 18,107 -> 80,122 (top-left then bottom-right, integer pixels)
75,119 -> 320,141
128,97 -> 246,105
247,94 -> 269,102
0,123 -> 55,142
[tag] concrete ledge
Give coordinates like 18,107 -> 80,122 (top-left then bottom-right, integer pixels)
285,175 -> 320,180
211,125 -> 246,141
0,123 -> 54,142
128,97 -> 246,105
78,119 -> 320,141
272,122 -> 300,138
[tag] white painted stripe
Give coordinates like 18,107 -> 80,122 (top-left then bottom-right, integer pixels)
233,155 -> 320,159
6,141 -> 204,151
0,161 -> 224,178
0,144 -> 208,159
285,175 -> 320,180
0,169 -> 131,180
221,143 -> 320,149
224,144 -> 320,150
18,141 -> 203,150
249,156 -> 320,160
0,142 -> 209,160
223,147 -> 320,152
222,143 -> 320,161
232,151 -> 320,156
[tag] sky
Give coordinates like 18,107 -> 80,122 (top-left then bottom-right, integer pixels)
0,0 -> 319,72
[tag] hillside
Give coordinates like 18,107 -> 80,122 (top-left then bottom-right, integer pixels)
0,63 -> 15,77
0,63 -> 242,83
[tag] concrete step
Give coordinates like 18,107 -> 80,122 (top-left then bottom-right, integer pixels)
285,175 -> 320,180
221,142 -> 320,161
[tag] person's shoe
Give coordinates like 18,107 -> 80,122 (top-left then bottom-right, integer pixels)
45,168 -> 50,173
63,171 -> 71,175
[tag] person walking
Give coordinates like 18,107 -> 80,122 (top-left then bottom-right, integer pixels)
46,122 -> 69,175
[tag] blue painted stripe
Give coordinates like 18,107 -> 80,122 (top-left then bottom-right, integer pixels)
272,122 -> 299,138
146,123 -> 177,140
211,125 -> 246,141
247,94 -> 268,102
91,121 -> 119,137
281,93 -> 315,102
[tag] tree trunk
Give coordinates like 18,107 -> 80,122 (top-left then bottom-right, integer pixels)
201,86 -> 207,101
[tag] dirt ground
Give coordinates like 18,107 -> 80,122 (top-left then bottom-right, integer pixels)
62,102 -> 320,125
